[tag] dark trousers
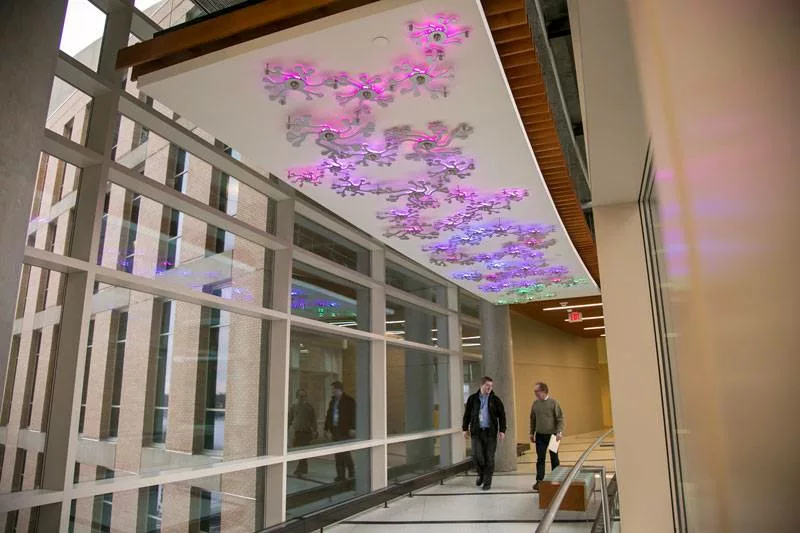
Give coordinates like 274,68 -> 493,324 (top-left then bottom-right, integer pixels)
535,433 -> 560,481
293,430 -> 313,474
332,429 -> 355,480
471,428 -> 498,480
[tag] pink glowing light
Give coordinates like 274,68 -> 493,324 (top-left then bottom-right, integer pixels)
384,121 -> 474,162
263,64 -> 326,105
390,60 -> 453,98
287,167 -> 324,187
426,157 -> 475,181
326,72 -> 394,111
286,114 -> 375,158
407,13 -> 471,61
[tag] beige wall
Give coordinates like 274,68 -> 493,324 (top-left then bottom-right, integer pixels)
509,311 -> 606,441
626,2 -> 800,531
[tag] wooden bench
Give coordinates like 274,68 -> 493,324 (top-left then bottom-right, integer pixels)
538,466 -> 595,511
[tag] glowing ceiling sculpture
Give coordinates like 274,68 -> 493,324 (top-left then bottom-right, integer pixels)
262,12 -> 588,303
407,13 -> 471,61
263,64 -> 326,105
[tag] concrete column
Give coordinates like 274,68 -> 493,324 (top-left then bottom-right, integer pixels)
0,0 -> 67,402
479,302 -> 516,472
594,204 -> 674,533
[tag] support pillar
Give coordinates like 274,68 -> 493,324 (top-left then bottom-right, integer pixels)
0,0 -> 67,399
594,203 -> 673,533
479,302 -> 516,472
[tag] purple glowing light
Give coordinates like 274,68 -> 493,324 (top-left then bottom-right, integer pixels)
286,115 -> 376,159
390,61 -> 453,99
384,121 -> 474,162
426,157 -> 475,181
263,64 -> 326,105
326,72 -> 394,111
407,13 -> 471,61
351,142 -> 399,167
287,167 -> 324,187
331,176 -> 382,197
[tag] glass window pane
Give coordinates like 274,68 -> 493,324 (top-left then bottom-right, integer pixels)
70,470 -> 263,532
286,448 -> 370,519
136,0 -> 203,30
0,504 -> 45,533
293,215 -> 370,275
114,118 -> 274,233
60,0 -> 105,72
97,183 -> 273,306
1,267 -> 63,494
461,323 -> 482,355
386,262 -> 446,305
459,292 -> 481,319
388,435 -> 452,483
463,359 -> 483,403
27,154 -> 79,259
291,261 -> 370,331
288,328 -> 370,450
385,299 -> 447,348
386,346 -> 449,435
78,286 -> 268,475
47,78 -> 93,146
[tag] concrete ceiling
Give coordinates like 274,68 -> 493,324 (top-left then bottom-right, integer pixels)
136,0 -> 600,303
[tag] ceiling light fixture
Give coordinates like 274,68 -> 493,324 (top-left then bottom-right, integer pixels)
584,325 -> 605,330
565,316 -> 604,322
543,303 -> 603,311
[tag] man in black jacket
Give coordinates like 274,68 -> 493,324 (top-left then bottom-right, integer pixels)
324,381 -> 356,481
462,376 -> 507,490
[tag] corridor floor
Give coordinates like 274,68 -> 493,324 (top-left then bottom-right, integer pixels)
327,432 -> 618,532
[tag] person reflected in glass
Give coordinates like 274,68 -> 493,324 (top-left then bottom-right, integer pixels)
289,388 -> 317,477
462,376 -> 507,491
324,381 -> 356,481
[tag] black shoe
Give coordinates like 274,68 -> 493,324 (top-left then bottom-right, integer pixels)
334,476 -> 345,482
482,482 -> 492,491
476,475 -> 484,487
532,482 -> 540,492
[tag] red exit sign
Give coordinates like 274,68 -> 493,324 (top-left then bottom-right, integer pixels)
568,311 -> 583,323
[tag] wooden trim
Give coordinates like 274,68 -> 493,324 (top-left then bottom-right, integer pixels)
482,0 -> 599,284
118,0 -> 380,79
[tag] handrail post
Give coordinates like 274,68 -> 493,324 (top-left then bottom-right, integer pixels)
583,466 -> 612,532
534,429 -> 613,533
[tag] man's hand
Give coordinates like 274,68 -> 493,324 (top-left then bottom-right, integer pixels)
556,432 -> 563,442
530,434 -> 536,443
463,431 -> 470,439
498,432 -> 506,441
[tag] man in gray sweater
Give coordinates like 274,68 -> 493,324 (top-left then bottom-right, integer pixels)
529,382 -> 565,491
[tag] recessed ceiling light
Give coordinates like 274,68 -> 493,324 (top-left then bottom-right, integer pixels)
372,36 -> 390,47
584,325 -> 605,330
543,303 -> 603,311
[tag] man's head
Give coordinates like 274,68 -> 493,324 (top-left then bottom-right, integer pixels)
480,376 -> 494,395
296,389 -> 308,402
331,381 -> 344,399
534,382 -> 549,401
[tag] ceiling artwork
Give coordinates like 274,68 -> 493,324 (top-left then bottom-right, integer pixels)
136,0 -> 600,304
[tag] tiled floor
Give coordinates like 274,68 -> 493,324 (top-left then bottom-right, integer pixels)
327,432 -> 618,532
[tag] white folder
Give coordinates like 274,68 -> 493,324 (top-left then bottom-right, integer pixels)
548,435 -> 560,453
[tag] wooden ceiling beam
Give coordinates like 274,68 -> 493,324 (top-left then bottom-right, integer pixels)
490,25 -> 532,45
486,9 -> 528,31
482,0 -> 525,17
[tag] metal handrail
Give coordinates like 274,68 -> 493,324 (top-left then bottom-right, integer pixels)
535,429 -> 614,533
